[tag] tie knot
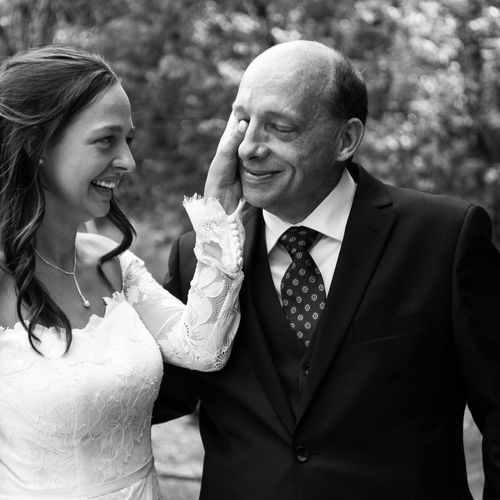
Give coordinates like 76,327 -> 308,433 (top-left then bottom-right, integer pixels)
279,226 -> 319,256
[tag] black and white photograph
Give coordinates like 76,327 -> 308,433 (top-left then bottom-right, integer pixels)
0,1 -> 499,499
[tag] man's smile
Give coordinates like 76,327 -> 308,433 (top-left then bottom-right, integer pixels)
241,166 -> 281,182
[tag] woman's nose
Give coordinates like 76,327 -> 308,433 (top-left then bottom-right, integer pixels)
112,144 -> 136,173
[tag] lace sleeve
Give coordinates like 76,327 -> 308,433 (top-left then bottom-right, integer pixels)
121,197 -> 244,372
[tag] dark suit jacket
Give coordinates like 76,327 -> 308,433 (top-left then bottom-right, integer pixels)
154,164 -> 500,500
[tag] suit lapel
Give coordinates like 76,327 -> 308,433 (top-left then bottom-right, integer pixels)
297,166 -> 396,423
240,206 -> 295,434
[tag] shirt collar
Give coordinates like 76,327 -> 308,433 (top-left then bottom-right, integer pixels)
263,168 -> 357,254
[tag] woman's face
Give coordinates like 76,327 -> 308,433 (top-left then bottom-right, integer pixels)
42,82 -> 136,225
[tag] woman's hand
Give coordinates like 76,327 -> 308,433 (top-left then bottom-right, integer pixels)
204,113 -> 247,214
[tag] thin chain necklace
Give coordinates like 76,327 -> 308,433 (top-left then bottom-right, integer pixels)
34,247 -> 90,308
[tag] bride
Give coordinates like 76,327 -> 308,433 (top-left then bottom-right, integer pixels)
0,45 -> 246,498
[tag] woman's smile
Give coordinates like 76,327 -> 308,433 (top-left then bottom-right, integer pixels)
90,178 -> 120,197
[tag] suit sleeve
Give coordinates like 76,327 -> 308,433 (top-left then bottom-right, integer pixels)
452,205 -> 500,499
152,236 -> 201,424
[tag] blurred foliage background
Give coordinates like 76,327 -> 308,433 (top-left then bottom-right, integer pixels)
1,2 -> 495,496
1,0 -> 500,277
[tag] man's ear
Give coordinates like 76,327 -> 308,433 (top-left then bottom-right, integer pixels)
337,118 -> 364,161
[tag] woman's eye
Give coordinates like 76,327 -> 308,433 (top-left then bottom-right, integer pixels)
126,135 -> 134,146
97,136 -> 113,145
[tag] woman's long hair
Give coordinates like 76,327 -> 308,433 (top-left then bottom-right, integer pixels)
0,45 -> 135,354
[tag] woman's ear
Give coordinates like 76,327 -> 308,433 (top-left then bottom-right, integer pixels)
24,133 -> 39,163
337,118 -> 365,161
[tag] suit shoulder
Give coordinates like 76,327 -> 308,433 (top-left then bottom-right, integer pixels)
385,183 -> 474,220
380,183 -> 497,251
355,164 -> 476,222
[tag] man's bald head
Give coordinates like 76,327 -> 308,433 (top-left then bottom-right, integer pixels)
242,40 -> 367,125
246,40 -> 336,72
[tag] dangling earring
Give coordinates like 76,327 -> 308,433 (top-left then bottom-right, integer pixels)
38,157 -> 45,166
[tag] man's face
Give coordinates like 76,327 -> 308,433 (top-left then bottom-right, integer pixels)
233,54 -> 344,223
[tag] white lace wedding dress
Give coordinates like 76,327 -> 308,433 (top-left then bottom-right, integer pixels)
0,198 -> 244,499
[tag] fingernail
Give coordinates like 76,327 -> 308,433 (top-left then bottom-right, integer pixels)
237,120 -> 247,133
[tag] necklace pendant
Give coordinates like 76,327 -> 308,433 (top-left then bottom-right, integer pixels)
83,299 -> 90,308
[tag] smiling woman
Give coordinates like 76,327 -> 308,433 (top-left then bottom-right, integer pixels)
42,82 -> 136,224
0,45 -> 246,499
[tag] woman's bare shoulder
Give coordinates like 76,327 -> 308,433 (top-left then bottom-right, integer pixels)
76,232 -> 123,290
77,232 -> 120,259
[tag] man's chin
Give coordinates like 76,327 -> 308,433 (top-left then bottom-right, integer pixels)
241,188 -> 273,210
242,190 -> 287,216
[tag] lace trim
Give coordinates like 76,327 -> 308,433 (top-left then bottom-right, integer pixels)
0,291 -> 126,336
184,196 -> 245,274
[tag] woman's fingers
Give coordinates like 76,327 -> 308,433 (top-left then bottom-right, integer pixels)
237,120 -> 248,133
216,113 -> 247,156
204,113 -> 247,214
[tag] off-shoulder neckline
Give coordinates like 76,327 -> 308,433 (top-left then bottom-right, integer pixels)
0,290 -> 128,335
0,248 -> 136,335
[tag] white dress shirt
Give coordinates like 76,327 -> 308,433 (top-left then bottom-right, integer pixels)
263,168 -> 357,302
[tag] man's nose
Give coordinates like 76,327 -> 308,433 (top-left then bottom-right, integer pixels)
238,122 -> 268,161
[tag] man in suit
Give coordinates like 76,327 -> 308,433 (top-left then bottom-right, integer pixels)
154,40 -> 500,499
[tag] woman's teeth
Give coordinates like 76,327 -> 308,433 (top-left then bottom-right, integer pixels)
92,180 -> 117,190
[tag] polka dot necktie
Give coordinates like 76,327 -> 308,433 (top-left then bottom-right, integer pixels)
279,226 -> 326,348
